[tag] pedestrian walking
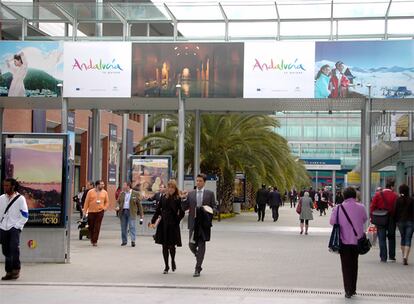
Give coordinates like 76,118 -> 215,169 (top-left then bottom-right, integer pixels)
255,184 -> 268,222
289,188 -> 297,208
370,179 -> 398,262
330,187 -> 368,298
394,184 -> 414,265
116,182 -> 143,247
268,187 -> 282,222
83,180 -> 109,247
299,192 -> 313,235
0,178 -> 28,280
149,180 -> 185,274
181,173 -> 216,277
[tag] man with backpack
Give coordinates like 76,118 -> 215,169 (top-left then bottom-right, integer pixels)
370,179 -> 398,263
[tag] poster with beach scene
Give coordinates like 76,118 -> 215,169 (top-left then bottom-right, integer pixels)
2,136 -> 66,226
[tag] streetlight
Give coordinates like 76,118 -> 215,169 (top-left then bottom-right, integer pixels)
177,83 -> 185,190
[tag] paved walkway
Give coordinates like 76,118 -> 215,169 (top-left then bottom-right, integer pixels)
1,205 -> 413,303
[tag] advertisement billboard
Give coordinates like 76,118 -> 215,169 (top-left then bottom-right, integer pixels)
131,43 -> 244,98
63,42 -> 132,97
233,172 -> 246,203
390,113 -> 411,141
244,41 -> 315,98
315,40 -> 414,99
108,124 -> 118,184
2,134 -> 67,227
130,156 -> 171,213
0,41 -> 63,97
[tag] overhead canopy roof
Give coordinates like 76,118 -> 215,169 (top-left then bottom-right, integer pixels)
1,1 -> 413,40
1,97 -> 413,114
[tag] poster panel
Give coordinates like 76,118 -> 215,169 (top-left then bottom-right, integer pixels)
132,43 -> 244,98
243,41 -> 315,98
390,113 -> 411,141
315,40 -> 414,99
108,124 -> 118,184
63,42 -> 132,97
233,172 -> 246,203
2,135 -> 67,227
130,156 -> 171,213
0,41 -> 63,97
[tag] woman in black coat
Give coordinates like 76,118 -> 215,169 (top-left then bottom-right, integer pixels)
150,180 -> 185,274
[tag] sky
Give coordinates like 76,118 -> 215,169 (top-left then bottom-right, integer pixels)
316,40 -> 414,68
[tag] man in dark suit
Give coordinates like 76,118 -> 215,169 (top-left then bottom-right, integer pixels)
181,173 -> 216,277
268,187 -> 282,222
256,184 -> 268,222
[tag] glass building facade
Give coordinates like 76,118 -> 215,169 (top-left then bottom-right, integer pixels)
275,112 -> 361,188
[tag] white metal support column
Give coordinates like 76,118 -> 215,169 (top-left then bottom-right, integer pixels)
121,113 -> 128,184
91,109 -> 101,182
96,0 -> 103,37
177,85 -> 185,190
194,109 -> 201,179
0,108 -> 3,171
361,92 -> 372,215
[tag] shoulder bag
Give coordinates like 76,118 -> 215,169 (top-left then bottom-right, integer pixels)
0,194 -> 21,244
371,191 -> 389,227
341,205 -> 371,255
328,206 -> 341,253
296,199 -> 302,215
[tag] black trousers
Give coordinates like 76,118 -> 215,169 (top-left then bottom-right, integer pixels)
1,228 -> 21,273
271,206 -> 279,221
257,205 -> 266,221
340,244 -> 359,295
189,230 -> 206,271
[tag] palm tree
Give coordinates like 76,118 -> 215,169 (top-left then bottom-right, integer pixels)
140,114 -> 310,212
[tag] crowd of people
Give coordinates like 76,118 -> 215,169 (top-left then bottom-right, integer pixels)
254,179 -> 413,299
1,175 -> 413,302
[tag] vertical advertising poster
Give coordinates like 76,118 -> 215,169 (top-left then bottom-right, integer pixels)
243,41 -> 315,98
131,156 -> 171,213
2,136 -> 66,226
315,40 -> 414,98
233,172 -> 246,203
0,41 -> 63,97
63,42 -> 132,97
108,124 -> 118,184
130,156 -> 170,197
391,113 -> 411,141
68,111 -> 75,161
131,43 -> 244,98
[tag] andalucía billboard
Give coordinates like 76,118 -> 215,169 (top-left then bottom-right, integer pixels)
63,42 -> 132,97
243,41 -> 315,98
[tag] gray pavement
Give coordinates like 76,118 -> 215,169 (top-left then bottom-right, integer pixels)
1,205 -> 414,303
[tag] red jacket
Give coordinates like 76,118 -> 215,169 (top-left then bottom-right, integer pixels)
370,189 -> 398,216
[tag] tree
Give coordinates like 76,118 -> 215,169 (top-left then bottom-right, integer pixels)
140,114 -> 310,212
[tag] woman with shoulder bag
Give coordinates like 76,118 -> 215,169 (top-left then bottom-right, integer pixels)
329,187 -> 368,299
394,184 -> 414,265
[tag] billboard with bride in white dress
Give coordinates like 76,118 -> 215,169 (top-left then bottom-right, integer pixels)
0,41 -> 63,97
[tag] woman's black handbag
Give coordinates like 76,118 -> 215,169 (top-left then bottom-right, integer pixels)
341,205 -> 371,255
328,206 -> 341,253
